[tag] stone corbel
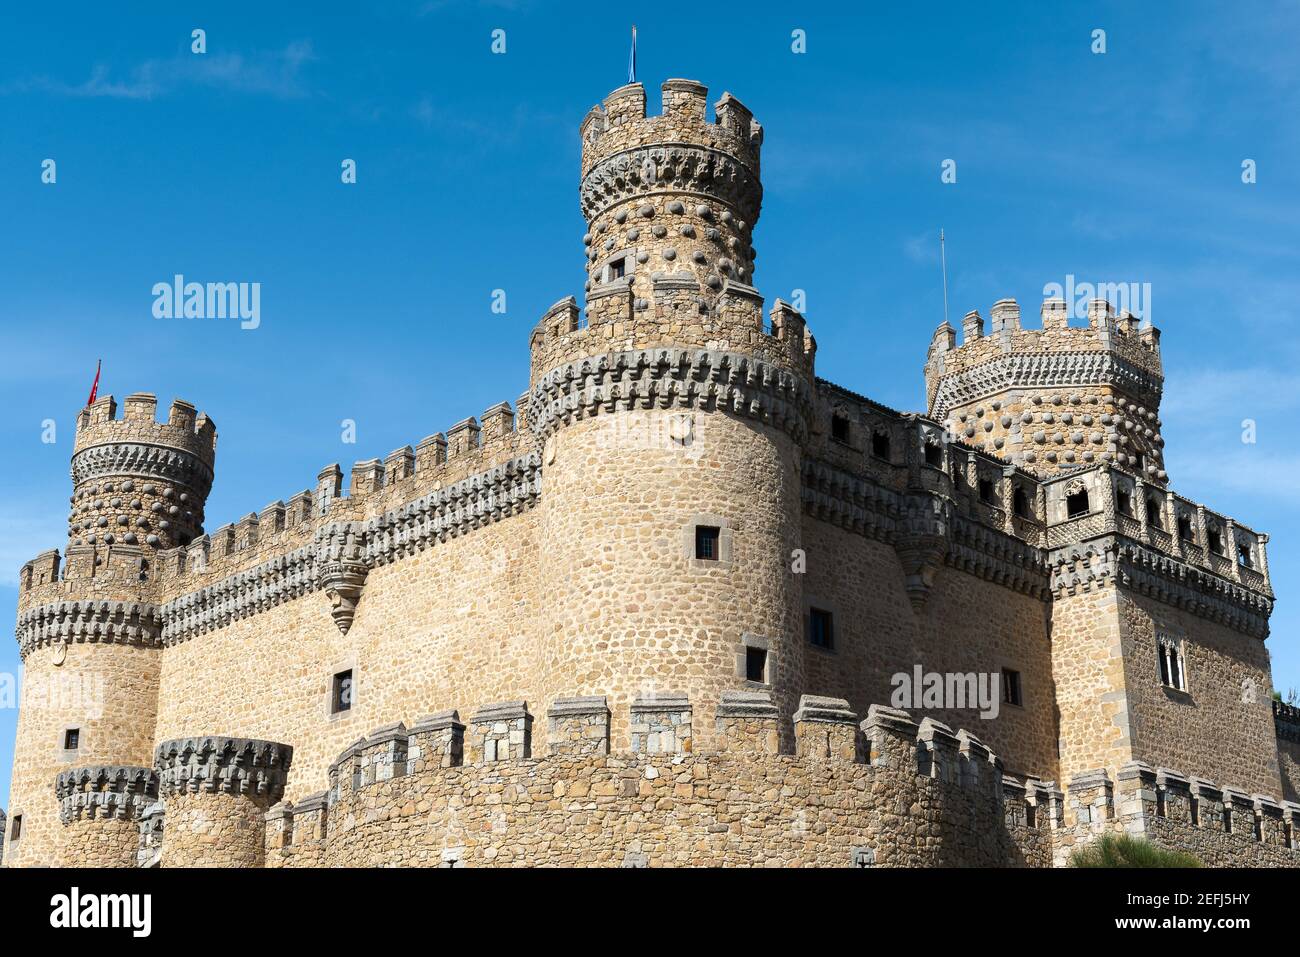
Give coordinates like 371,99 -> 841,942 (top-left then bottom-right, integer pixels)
317,522 -> 370,635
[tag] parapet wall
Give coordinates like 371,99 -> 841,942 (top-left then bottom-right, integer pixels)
265,693 -> 1047,868
1055,763 -> 1300,867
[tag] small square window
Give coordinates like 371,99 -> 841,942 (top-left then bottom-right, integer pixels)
10,815 -> 21,841
608,258 -> 625,280
331,669 -> 354,714
808,608 -> 834,650
871,431 -> 890,459
978,478 -> 995,504
745,646 -> 767,683
695,525 -> 720,561
1002,668 -> 1023,707
831,414 -> 851,443
64,728 -> 80,751
924,442 -> 942,468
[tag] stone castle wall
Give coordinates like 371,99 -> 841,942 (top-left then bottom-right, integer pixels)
266,697 -> 1038,868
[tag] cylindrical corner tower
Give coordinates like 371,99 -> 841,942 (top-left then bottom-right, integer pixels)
5,392 -> 215,867
531,80 -> 815,751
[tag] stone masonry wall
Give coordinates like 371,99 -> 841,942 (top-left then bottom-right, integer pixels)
161,792 -> 273,868
154,510 -> 543,807
1119,591 -> 1281,797
801,519 -> 1058,781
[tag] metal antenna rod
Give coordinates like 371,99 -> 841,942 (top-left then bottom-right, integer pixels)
940,228 -> 949,326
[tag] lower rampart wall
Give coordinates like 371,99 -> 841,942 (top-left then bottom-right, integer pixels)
265,694 -> 1051,868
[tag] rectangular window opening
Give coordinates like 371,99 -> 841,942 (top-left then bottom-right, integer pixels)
745,646 -> 767,683
10,815 -> 20,841
831,414 -> 851,444
871,431 -> 890,460
978,478 -> 995,504
64,728 -> 80,751
695,525 -> 720,561
608,258 -> 625,280
808,608 -> 834,650
924,443 -> 942,469
1013,487 -> 1030,519
1066,490 -> 1090,518
332,669 -> 354,714
1002,668 -> 1022,707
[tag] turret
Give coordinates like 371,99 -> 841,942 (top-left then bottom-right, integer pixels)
3,392 -> 213,866
924,296 -> 1167,484
578,79 -> 762,305
527,80 -> 810,753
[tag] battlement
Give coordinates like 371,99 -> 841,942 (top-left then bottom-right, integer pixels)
74,393 -> 216,464
1054,762 -> 1299,866
579,79 -> 762,179
927,297 -> 1163,396
529,286 -> 816,389
262,694 -> 1038,867
68,393 -> 217,554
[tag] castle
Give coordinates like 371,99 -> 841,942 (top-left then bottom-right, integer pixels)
5,78 -> 1299,868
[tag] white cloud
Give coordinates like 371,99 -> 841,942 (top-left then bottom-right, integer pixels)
4,41 -> 316,101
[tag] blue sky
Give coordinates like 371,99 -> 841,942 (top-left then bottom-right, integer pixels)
2,1 -> 1298,806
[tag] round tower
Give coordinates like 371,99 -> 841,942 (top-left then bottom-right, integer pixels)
5,393 -> 215,866
578,78 -> 762,306
68,392 -> 216,553
530,80 -> 815,751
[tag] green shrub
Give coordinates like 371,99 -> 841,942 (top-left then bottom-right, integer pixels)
1069,833 -> 1201,868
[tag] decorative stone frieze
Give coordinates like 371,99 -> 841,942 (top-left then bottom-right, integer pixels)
930,351 -> 1163,423
55,765 -> 157,824
530,349 -> 814,444
15,599 -> 162,659
154,736 -> 293,802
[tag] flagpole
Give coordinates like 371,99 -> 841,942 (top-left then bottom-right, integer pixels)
629,25 -> 637,83
940,229 -> 949,327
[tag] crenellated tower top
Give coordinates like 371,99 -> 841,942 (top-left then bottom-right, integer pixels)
924,297 -> 1167,483
578,79 -> 764,308
68,392 -> 217,553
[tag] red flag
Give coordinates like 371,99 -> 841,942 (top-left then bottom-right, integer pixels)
87,359 -> 101,406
